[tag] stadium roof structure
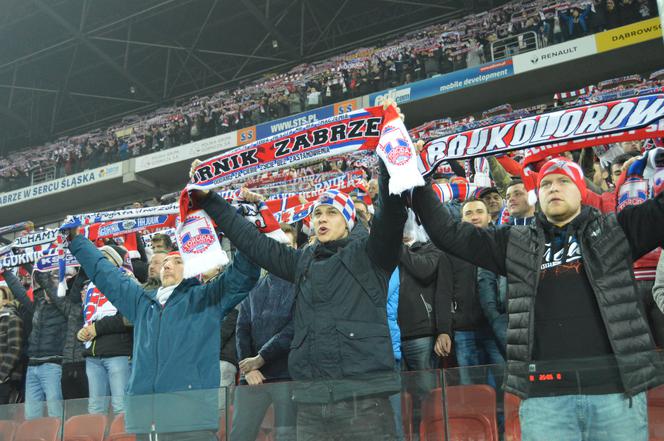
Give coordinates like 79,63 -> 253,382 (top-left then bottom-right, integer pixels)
0,0 -> 473,155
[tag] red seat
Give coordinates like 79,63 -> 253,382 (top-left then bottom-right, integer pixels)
649,385 -> 664,441
420,386 -> 498,441
504,393 -> 521,441
15,417 -> 61,441
105,414 -> 135,441
65,414 -> 108,441
0,420 -> 17,441
218,405 -> 233,441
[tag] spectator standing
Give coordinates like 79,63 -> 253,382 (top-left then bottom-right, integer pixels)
0,280 -> 23,405
413,157 -> 664,441
230,224 -> 298,441
77,246 -> 133,415
4,269 -> 66,419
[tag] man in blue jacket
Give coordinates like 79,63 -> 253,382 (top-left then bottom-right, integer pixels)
66,231 -> 259,441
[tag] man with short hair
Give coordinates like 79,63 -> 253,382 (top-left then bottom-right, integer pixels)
143,251 -> 166,290
436,199 -> 504,384
610,151 -> 641,183
505,179 -> 536,225
413,157 -> 664,441
65,230 -> 259,440
150,234 -> 174,253
478,187 -> 504,223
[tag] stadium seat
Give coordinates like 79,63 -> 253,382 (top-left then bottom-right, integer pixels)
649,385 -> 664,441
0,420 -> 17,441
105,414 -> 135,441
218,406 -> 233,441
420,385 -> 498,441
504,393 -> 522,441
64,414 -> 107,441
14,417 -> 61,441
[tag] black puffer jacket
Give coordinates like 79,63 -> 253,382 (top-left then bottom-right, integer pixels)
413,183 -> 664,399
201,166 -> 407,403
5,271 -> 67,363
84,313 -> 133,358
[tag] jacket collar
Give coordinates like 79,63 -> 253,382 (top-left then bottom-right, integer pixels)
143,277 -> 201,302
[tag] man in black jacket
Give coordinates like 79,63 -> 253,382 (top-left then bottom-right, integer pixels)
6,267 -> 67,419
437,199 -> 504,386
190,159 -> 406,441
413,157 -> 664,441
230,223 -> 297,441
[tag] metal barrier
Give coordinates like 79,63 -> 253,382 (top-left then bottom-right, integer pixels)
490,31 -> 540,61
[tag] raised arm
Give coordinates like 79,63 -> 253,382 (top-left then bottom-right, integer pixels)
3,270 -> 33,315
199,193 -> 300,282
200,251 -> 259,311
618,191 -> 664,261
412,183 -> 509,275
366,162 -> 408,273
69,236 -> 144,323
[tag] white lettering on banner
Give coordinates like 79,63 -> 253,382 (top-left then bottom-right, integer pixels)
270,115 -> 319,134
420,94 -> 664,174
374,88 -> 412,105
135,132 -> 236,171
513,36 -> 597,74
0,164 -> 121,208
439,69 -> 512,93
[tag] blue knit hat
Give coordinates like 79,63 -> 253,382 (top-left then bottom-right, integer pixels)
313,190 -> 356,231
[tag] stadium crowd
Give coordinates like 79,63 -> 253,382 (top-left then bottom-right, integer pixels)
0,0 -> 657,193
0,94 -> 663,441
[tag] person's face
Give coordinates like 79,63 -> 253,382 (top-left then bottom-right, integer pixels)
151,240 -> 168,253
461,201 -> 492,229
607,0 -> 615,8
132,202 -> 142,209
506,183 -> 534,218
368,181 -> 379,198
313,205 -> 349,243
593,163 -> 609,187
611,162 -> 625,181
538,173 -> 582,225
148,253 -> 166,279
160,255 -> 185,287
481,192 -> 504,217
355,202 -> 370,223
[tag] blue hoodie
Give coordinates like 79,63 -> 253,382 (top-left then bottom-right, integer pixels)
69,236 -> 259,434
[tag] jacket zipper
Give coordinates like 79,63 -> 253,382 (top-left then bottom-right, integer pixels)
578,231 -> 632,397
527,231 -> 546,379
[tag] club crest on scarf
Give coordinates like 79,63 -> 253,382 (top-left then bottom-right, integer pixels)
379,125 -> 413,166
179,216 -> 216,255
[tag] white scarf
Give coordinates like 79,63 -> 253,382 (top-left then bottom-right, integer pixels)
155,284 -> 178,306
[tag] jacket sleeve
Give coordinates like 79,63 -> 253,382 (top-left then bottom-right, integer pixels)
200,193 -> 300,282
434,254 -> 453,335
69,236 -> 144,323
4,271 -> 33,315
94,313 -> 130,336
412,183 -> 509,275
258,318 -> 294,364
221,308 -> 238,351
488,157 -> 512,194
0,313 -> 22,382
366,161 -> 408,273
653,253 -> 664,313
201,251 -> 260,313
399,243 -> 442,285
235,298 -> 253,362
617,191 -> 664,261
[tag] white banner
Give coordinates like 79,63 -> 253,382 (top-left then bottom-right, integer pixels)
513,35 -> 597,74
135,132 -> 237,172
0,164 -> 122,208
